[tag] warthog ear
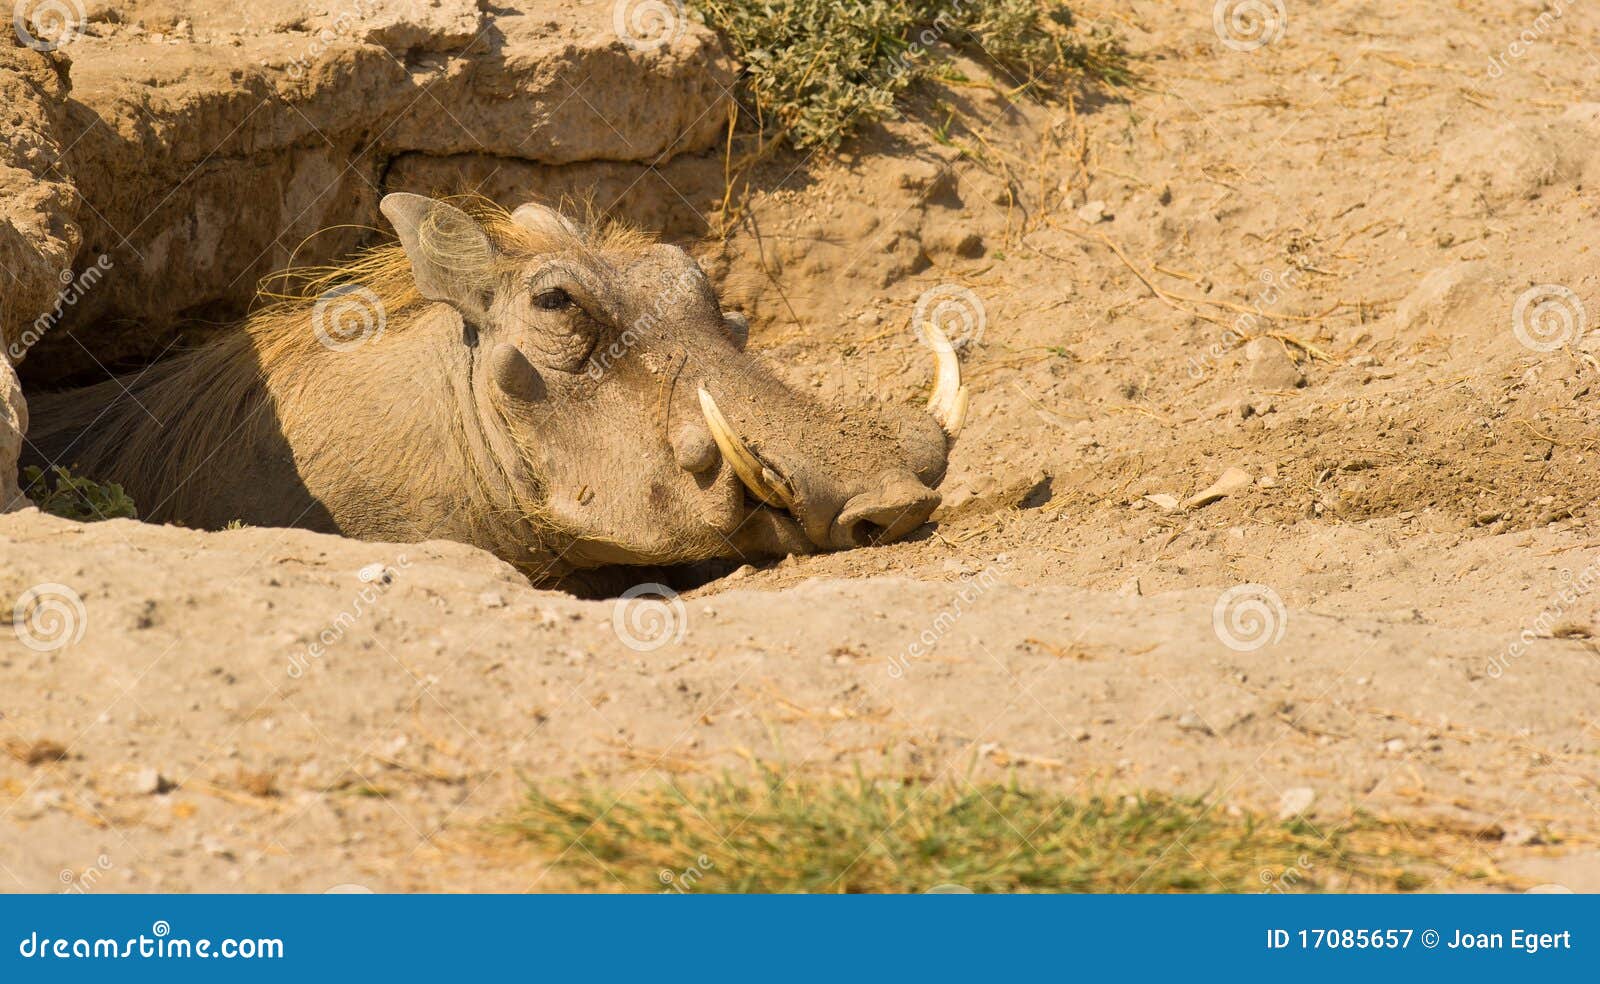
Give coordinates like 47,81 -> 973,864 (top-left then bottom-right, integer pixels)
380,193 -> 495,312
510,202 -> 584,241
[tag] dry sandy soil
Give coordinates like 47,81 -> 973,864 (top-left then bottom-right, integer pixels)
3,0 -> 1600,892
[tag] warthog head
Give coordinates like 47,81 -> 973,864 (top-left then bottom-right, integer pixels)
376,193 -> 966,573
26,194 -> 968,586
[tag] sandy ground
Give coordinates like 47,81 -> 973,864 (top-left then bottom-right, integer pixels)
5,0 -> 1600,891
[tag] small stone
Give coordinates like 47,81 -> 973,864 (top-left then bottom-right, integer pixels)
1182,467 -> 1254,510
1076,200 -> 1109,223
1143,493 -> 1181,512
1177,712 -> 1214,736
1276,786 -> 1315,820
1244,337 -> 1305,390
131,767 -> 171,796
201,835 -> 235,860
1117,576 -> 1142,597
1070,727 -> 1091,742
1500,823 -> 1541,847
1341,326 -> 1374,348
478,591 -> 506,609
1383,738 -> 1406,754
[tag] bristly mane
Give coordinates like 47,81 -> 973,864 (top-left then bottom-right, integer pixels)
249,196 -> 653,358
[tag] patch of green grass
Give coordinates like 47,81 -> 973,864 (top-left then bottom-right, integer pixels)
509,768 -> 1478,893
690,0 -> 1128,150
22,465 -> 137,522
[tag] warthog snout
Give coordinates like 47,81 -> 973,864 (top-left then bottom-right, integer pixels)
692,322 -> 965,553
830,470 -> 942,548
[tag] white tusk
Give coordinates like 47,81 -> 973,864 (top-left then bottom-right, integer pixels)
943,385 -> 969,435
923,323 -> 968,437
697,387 -> 794,509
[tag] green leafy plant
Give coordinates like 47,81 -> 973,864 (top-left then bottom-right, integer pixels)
22,465 -> 138,522
691,0 -> 1128,150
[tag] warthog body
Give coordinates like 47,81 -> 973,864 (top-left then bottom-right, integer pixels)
27,196 -> 965,586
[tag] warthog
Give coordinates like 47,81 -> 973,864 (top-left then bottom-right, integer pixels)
26,194 -> 968,587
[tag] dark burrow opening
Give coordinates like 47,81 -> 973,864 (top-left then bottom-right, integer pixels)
558,558 -> 759,600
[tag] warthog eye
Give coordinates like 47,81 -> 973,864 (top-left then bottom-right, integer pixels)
534,288 -> 573,311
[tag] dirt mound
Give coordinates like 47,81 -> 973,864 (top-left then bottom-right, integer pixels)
1,509 -> 1595,891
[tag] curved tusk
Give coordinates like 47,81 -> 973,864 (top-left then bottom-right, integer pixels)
697,387 -> 794,509
923,323 -> 969,437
